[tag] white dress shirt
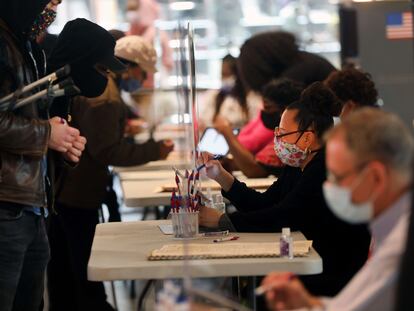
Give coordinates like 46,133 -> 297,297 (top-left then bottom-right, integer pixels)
319,192 -> 411,311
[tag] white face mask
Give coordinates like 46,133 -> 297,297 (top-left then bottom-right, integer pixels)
322,170 -> 376,224
221,76 -> 235,89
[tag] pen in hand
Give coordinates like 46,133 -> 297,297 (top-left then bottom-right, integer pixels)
196,154 -> 224,171
255,273 -> 296,296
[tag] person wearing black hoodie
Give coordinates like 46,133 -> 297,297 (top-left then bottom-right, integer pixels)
0,1 -> 86,310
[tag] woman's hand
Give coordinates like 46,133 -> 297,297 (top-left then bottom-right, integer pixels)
198,152 -> 223,180
199,206 -> 223,228
213,116 -> 233,138
198,152 -> 234,191
159,139 -> 174,159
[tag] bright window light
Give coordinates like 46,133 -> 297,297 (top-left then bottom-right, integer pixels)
169,1 -> 195,11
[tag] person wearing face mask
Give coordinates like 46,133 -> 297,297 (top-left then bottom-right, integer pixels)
34,0 -> 62,58
0,1 -> 88,310
261,108 -> 413,311
214,79 -> 304,177
235,31 -> 336,156
198,82 -> 370,297
199,54 -> 252,130
47,35 -> 174,311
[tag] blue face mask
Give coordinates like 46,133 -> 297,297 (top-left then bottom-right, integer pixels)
120,78 -> 141,93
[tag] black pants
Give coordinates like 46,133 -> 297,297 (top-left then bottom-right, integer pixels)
47,203 -> 114,311
0,204 -> 49,311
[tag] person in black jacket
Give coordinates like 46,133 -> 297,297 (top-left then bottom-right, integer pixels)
198,82 -> 371,297
0,2 -> 87,310
47,35 -> 174,311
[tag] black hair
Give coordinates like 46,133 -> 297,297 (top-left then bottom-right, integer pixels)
108,29 -> 126,41
214,59 -> 248,121
261,78 -> 304,111
325,66 -> 378,108
287,82 -> 340,140
222,54 -> 237,75
238,31 -> 299,92
117,56 -> 139,68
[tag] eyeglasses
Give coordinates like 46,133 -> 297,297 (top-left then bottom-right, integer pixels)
274,126 -> 314,144
327,162 -> 369,185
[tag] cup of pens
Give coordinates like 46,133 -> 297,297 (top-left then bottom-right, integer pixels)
171,211 -> 199,239
170,167 -> 204,239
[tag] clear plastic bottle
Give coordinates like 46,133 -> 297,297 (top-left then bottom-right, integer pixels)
280,227 -> 293,259
213,194 -> 226,214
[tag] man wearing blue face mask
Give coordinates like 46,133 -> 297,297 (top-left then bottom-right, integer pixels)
115,36 -> 151,93
261,108 -> 413,311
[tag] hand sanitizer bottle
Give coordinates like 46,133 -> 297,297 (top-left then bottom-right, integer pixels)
280,227 -> 293,259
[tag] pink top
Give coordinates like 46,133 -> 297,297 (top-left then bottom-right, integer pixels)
237,114 -> 274,155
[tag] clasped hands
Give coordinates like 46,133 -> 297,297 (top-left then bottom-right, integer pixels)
48,117 -> 86,163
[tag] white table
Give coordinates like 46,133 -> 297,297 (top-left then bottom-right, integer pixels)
117,170 -> 249,182
120,176 -> 274,207
113,158 -> 189,173
118,170 -> 174,181
88,220 -> 322,281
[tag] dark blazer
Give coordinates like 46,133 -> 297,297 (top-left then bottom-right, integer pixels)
221,150 -> 371,296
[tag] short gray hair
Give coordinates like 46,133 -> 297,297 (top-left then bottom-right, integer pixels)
326,108 -> 414,174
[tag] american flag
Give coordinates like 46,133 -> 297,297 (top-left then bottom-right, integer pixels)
386,12 -> 413,40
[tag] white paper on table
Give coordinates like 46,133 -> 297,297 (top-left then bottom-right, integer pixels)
158,224 -> 173,235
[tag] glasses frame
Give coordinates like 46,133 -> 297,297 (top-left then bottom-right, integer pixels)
326,162 -> 369,185
274,127 -> 314,144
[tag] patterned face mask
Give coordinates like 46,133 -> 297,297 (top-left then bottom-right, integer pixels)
273,136 -> 308,167
29,7 -> 57,40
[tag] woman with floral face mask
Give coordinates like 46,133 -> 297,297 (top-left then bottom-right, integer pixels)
197,82 -> 371,297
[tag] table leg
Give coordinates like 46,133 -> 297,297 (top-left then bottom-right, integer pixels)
137,279 -> 153,311
246,276 -> 257,311
232,276 -> 241,301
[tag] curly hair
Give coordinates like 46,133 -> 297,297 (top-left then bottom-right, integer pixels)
325,67 -> 378,107
288,82 -> 341,139
238,31 -> 299,92
261,78 -> 304,111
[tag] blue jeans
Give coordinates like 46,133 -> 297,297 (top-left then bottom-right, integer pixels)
0,204 -> 50,311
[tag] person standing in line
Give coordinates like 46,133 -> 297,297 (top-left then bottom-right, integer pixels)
0,1 -> 86,310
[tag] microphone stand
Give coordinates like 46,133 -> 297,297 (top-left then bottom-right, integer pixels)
0,65 -> 79,112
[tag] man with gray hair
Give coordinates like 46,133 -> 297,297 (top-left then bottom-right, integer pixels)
261,108 -> 413,311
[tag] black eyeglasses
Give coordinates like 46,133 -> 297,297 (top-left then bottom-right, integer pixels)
327,162 -> 370,185
274,126 -> 314,144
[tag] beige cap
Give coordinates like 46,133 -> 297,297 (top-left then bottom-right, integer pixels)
115,35 -> 157,73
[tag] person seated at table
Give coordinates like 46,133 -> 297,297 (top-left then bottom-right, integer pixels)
197,82 -> 370,297
235,31 -> 336,156
325,66 -> 379,119
47,36 -> 174,311
214,78 -> 304,177
261,108 -> 414,311
199,54 -> 254,130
